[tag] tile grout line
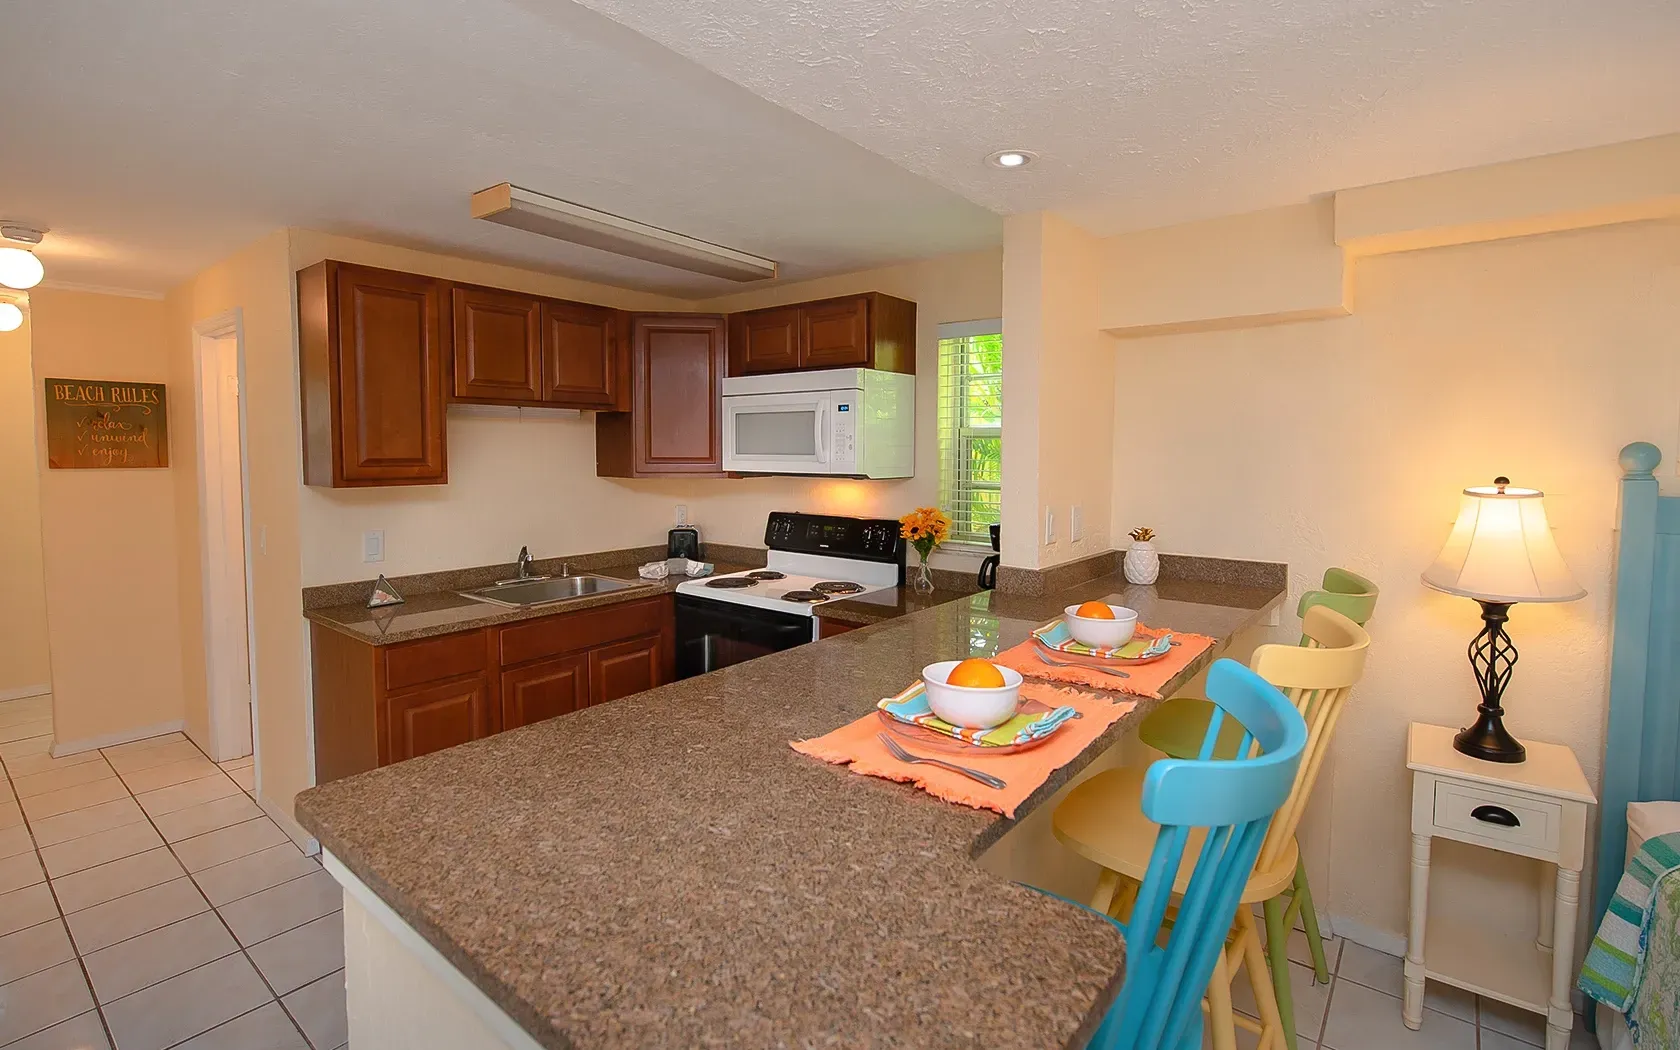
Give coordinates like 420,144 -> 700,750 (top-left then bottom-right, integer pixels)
0,727 -> 122,1050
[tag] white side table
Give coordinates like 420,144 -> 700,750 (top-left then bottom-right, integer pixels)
1405,723 -> 1597,1050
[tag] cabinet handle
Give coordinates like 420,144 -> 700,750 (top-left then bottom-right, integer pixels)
1471,804 -> 1520,828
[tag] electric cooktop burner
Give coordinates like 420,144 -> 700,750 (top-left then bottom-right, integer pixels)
705,577 -> 758,589
779,590 -> 830,604
744,570 -> 787,580
811,581 -> 864,595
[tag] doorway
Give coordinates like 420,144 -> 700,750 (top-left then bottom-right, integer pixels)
193,310 -> 256,766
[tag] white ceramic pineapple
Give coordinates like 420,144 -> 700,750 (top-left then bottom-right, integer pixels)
1124,527 -> 1160,585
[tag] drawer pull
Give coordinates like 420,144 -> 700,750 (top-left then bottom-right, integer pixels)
1471,804 -> 1521,828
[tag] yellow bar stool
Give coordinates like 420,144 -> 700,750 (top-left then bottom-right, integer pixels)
1052,605 -> 1371,1050
1138,568 -> 1378,991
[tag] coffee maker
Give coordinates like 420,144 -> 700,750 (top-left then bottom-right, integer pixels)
977,523 -> 1000,589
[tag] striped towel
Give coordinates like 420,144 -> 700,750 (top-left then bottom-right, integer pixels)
877,683 -> 1078,748
1580,831 -> 1680,1012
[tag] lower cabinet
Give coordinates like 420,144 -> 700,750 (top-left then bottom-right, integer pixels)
311,593 -> 675,782
384,675 -> 496,764
501,652 -> 590,731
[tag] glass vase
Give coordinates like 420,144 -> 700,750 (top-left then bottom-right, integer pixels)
913,554 -> 936,593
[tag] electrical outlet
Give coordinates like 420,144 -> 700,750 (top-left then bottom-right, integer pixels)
1043,507 -> 1056,544
363,530 -> 385,563
675,504 -> 689,526
1071,505 -> 1084,542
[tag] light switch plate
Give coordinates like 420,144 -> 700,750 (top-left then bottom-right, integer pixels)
363,530 -> 385,563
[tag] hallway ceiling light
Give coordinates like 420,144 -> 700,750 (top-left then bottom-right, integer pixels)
0,225 -> 46,290
986,149 -> 1037,169
471,183 -> 778,282
0,302 -> 21,332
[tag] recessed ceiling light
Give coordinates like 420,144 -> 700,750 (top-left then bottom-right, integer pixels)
986,149 -> 1037,169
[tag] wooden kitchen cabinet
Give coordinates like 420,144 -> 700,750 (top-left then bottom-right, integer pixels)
298,260 -> 450,487
726,292 -> 916,376
589,634 -> 664,706
311,593 -> 677,782
450,284 -> 543,403
542,300 -> 619,408
384,675 -> 496,765
501,652 -> 590,730
597,314 -> 728,477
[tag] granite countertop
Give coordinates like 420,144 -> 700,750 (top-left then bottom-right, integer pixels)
295,571 -> 1283,1050
303,560 -> 760,645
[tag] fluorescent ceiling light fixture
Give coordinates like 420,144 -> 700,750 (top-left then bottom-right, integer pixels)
471,184 -> 777,282
986,149 -> 1036,169
0,302 -> 21,332
0,225 -> 45,291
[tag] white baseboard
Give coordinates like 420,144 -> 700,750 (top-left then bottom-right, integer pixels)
51,720 -> 185,758
259,791 -> 320,857
0,684 -> 51,703
1326,913 -> 1408,958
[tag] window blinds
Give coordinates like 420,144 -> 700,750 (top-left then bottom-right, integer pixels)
936,321 -> 1002,547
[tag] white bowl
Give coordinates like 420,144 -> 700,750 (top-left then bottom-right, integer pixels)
921,660 -> 1024,729
1063,604 -> 1139,649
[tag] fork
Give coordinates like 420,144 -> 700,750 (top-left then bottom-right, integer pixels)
876,733 -> 1007,789
1032,642 -> 1131,680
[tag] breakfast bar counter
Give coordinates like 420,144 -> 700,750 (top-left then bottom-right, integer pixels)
295,570 -> 1284,1050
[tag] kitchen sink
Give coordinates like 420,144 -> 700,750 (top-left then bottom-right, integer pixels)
459,575 -> 643,608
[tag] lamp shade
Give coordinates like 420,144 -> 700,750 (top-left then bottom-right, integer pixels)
1422,482 -> 1585,603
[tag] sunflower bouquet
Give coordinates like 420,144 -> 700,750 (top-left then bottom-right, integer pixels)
899,506 -> 952,591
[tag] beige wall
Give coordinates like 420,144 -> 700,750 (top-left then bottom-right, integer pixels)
0,312 -> 52,699
28,290 -> 186,747
1106,216 -> 1680,944
289,235 -> 1003,584
1000,213 -> 1115,569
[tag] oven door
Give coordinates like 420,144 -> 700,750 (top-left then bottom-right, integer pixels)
675,595 -> 815,679
722,389 -> 845,474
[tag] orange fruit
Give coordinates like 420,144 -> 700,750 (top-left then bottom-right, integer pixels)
946,658 -> 1006,689
1075,601 -> 1116,620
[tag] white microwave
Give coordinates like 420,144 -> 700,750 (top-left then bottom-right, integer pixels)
721,368 -> 914,478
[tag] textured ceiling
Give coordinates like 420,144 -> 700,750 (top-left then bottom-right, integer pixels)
573,0 -> 1680,235
0,0 -> 998,295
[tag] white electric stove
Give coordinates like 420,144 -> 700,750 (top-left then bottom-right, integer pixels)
674,512 -> 904,678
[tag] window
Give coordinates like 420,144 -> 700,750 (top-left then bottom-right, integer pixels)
936,319 -> 1002,548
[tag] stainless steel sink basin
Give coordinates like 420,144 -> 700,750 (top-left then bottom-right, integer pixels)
459,575 -> 642,608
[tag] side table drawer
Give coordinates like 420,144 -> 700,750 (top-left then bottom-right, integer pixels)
1432,780 -> 1560,857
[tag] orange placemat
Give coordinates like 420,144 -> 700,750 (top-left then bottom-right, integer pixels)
791,681 -> 1136,817
993,624 -> 1214,699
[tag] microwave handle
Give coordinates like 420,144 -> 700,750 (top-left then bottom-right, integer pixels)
814,404 -> 827,462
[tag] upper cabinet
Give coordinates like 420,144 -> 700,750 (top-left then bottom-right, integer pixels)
451,284 -> 543,403
597,314 -> 727,477
299,261 -> 450,487
727,292 -> 916,376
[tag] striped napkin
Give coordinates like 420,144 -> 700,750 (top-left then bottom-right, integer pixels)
877,683 -> 1078,748
1032,619 -> 1175,660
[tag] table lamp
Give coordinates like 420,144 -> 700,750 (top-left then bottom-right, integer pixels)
1421,476 -> 1585,763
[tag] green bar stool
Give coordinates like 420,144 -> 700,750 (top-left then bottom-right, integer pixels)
1135,567 -> 1377,1050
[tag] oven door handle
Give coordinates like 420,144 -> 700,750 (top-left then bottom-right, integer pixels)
813,404 -> 827,463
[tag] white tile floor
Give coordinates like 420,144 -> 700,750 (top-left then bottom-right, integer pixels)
1217,926 -> 1599,1050
0,694 -> 346,1050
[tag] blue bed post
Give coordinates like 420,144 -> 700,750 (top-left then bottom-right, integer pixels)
1594,442 -> 1666,930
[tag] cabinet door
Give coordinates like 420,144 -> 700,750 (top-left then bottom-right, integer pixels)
501,652 -> 590,730
628,315 -> 727,475
382,675 -> 493,765
730,306 -> 802,375
589,634 -> 665,707
451,285 -> 542,402
333,264 -> 449,484
542,300 -> 617,407
800,296 -> 871,369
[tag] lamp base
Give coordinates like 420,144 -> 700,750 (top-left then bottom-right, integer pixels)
1453,712 -> 1526,763
1453,600 -> 1527,764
